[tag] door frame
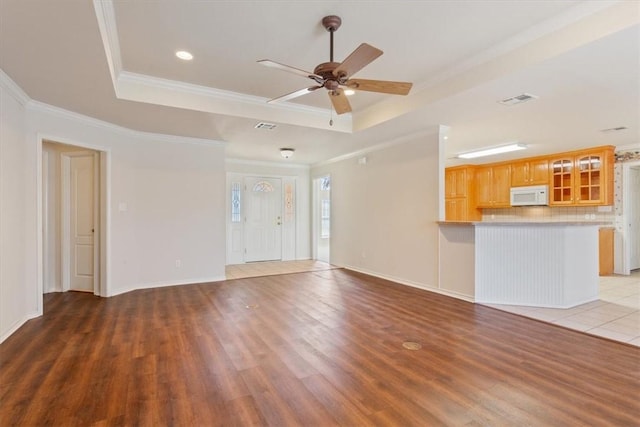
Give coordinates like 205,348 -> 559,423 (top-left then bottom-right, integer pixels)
226,172 -> 298,265
61,150 -> 100,293
619,160 -> 640,274
37,135 -> 110,315
312,175 -> 331,263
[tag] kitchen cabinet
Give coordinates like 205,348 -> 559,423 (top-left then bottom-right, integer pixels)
476,164 -> 511,208
444,166 -> 481,221
511,158 -> 548,187
599,227 -> 614,276
549,146 -> 614,206
445,166 -> 469,198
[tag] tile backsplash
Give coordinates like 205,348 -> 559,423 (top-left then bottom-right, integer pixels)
482,206 -> 614,223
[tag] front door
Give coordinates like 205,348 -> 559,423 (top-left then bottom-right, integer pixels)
244,177 -> 282,262
69,152 -> 96,292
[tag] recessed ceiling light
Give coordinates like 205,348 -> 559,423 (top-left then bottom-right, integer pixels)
458,143 -> 527,159
175,50 -> 193,61
343,89 -> 355,96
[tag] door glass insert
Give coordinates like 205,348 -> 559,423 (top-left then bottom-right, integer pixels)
253,181 -> 274,192
231,182 -> 241,222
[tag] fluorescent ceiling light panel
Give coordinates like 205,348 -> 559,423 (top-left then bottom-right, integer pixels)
458,143 -> 527,159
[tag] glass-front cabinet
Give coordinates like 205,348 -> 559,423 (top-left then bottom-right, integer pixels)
550,158 -> 574,205
549,147 -> 613,206
577,154 -> 602,203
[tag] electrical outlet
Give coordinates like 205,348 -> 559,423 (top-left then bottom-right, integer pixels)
175,260 -> 182,268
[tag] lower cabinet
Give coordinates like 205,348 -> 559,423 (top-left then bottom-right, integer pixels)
599,227 -> 614,276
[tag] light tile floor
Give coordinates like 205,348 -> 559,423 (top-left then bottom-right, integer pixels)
225,259 -> 336,280
484,270 -> 640,347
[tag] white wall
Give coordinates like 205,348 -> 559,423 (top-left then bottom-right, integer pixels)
1,70 -> 228,342
28,104 -> 228,296
0,73 -> 35,342
311,131 -> 441,290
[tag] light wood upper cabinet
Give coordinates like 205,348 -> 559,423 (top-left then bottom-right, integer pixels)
444,145 -> 615,220
549,147 -> 614,206
445,167 -> 469,198
444,166 -> 481,221
549,157 -> 574,205
476,164 -> 511,208
511,158 -> 548,187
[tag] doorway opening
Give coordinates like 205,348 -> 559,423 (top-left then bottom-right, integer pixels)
628,165 -> 640,272
313,175 -> 331,263
42,140 -> 105,298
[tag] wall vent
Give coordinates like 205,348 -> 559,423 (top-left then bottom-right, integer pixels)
498,93 -> 538,106
254,122 -> 277,130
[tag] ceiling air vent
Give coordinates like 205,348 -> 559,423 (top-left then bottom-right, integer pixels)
254,122 -> 277,130
600,126 -> 627,133
498,93 -> 538,106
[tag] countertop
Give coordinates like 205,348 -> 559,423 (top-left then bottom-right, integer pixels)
437,221 -> 612,226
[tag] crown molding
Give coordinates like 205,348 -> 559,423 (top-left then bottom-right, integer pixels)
27,100 -> 226,147
115,71 -> 352,133
92,0 -> 353,133
0,68 -> 31,106
354,1 -> 639,132
93,0 -> 122,89
119,71 -> 330,116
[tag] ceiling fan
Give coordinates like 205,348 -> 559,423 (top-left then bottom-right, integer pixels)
258,15 -> 412,115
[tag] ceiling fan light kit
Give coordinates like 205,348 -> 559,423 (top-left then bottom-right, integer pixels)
258,15 -> 413,115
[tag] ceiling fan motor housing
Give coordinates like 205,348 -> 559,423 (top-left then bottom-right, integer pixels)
313,61 -> 343,89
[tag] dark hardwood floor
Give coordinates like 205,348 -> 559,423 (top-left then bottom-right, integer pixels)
1,269 -> 639,426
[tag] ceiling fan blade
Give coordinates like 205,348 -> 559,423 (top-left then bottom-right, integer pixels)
267,86 -> 322,104
345,79 -> 412,95
328,88 -> 352,115
257,59 -> 322,80
333,43 -> 383,79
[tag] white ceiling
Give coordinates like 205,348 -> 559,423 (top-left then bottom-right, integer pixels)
0,0 -> 638,165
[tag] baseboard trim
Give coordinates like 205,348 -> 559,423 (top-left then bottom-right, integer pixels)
0,311 -> 40,344
109,276 -> 227,297
341,265 -> 475,303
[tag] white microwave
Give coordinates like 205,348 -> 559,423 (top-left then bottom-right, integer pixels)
510,185 -> 549,206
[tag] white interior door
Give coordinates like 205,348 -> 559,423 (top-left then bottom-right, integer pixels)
68,153 -> 96,292
630,166 -> 640,270
244,177 -> 282,262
